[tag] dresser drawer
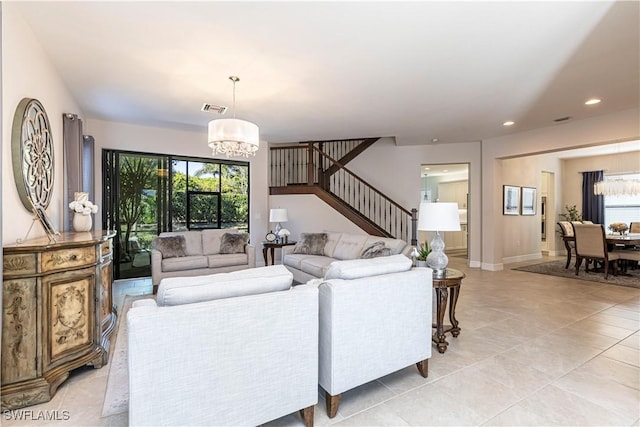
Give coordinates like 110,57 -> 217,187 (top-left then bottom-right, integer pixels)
41,246 -> 96,272
101,240 -> 112,257
3,253 -> 37,276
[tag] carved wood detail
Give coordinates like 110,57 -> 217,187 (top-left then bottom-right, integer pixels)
1,280 -> 37,384
3,254 -> 36,274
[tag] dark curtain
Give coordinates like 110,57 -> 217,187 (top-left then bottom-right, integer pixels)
582,170 -> 604,224
63,114 -> 83,231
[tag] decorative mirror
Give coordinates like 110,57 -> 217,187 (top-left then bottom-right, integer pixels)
11,98 -> 55,212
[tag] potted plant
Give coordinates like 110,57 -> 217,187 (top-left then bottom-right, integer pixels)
414,241 -> 430,267
559,205 -> 582,222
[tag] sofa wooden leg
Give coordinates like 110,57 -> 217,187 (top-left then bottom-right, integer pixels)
325,392 -> 341,418
416,359 -> 429,378
299,405 -> 314,427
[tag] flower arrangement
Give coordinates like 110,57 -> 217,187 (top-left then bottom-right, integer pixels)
608,222 -> 628,234
69,199 -> 98,216
277,228 -> 290,237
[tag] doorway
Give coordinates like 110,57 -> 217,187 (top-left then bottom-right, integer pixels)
420,163 -> 470,258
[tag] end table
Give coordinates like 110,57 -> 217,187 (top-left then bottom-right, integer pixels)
432,268 -> 465,353
262,240 -> 296,265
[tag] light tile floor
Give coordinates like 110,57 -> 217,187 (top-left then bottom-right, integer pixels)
3,256 -> 639,426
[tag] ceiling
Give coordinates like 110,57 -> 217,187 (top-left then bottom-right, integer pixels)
13,1 -> 640,145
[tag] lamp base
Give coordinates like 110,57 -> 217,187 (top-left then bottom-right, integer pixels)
426,231 -> 448,276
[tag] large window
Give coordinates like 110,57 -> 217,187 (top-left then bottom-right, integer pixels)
103,150 -> 249,279
603,173 -> 640,227
171,160 -> 249,231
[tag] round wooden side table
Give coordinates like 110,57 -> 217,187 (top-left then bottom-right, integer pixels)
261,240 -> 296,265
432,268 -> 465,353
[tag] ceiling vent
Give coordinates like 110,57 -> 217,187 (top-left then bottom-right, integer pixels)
201,103 -> 228,114
554,116 -> 572,122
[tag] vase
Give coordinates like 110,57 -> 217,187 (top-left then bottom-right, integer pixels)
73,213 -> 92,232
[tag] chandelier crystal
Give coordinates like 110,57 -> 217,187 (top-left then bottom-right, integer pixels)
208,76 -> 259,158
594,178 -> 640,196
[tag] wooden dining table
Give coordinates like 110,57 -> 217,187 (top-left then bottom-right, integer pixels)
606,233 -> 640,246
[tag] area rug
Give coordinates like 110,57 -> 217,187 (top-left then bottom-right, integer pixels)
513,260 -> 640,289
101,294 -> 152,418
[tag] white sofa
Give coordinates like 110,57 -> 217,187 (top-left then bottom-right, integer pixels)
283,232 -> 411,283
128,265 -> 318,427
151,229 -> 255,292
315,255 -> 433,417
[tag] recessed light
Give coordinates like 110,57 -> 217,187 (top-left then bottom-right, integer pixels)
503,121 -> 515,126
443,169 -> 449,173
431,138 -> 439,143
424,167 -> 430,170
585,98 -> 601,105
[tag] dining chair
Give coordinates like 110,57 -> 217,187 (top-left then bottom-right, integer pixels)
557,221 -> 576,269
630,222 -> 640,233
573,223 -> 620,279
581,220 -> 594,224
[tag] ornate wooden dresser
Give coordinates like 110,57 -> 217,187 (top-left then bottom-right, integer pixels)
2,231 -> 117,410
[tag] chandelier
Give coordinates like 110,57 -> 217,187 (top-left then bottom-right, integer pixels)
208,76 -> 259,158
594,177 -> 640,196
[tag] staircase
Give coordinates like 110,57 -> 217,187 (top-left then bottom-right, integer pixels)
269,139 -> 417,245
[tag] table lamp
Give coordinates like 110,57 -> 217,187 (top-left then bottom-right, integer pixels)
417,202 -> 461,277
269,208 -> 288,235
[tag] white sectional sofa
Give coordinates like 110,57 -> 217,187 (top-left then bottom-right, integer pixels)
151,228 -> 255,292
283,231 -> 411,283
128,265 -> 318,427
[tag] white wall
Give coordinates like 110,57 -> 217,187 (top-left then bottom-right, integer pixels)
86,119 -> 270,263
348,138 -> 483,266
2,4 -> 84,245
269,194 -> 362,237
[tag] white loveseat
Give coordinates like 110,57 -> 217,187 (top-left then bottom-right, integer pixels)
315,255 -> 433,417
151,229 -> 255,292
128,265 -> 318,427
283,232 -> 411,282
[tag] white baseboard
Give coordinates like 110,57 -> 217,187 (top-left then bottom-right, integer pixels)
481,262 -> 504,271
503,252 -> 542,265
469,260 -> 482,268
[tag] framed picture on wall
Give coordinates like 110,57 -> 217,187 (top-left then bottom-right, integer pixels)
503,185 -> 520,215
521,187 -> 536,215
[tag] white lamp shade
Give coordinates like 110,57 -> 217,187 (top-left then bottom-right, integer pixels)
418,202 -> 461,231
269,208 -> 288,223
208,118 -> 259,148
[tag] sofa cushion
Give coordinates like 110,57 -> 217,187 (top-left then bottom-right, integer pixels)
293,233 -> 328,255
202,228 -> 239,255
157,265 -> 293,306
363,236 -> 407,255
324,254 -> 412,280
220,233 -> 249,254
333,234 -> 368,260
283,253 -> 315,270
299,256 -> 335,278
160,231 -> 203,256
152,235 -> 187,259
161,255 -> 208,272
323,232 -> 343,257
207,253 -> 248,268
360,241 -> 391,259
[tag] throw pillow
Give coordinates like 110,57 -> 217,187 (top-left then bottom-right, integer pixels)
219,233 -> 249,254
360,241 -> 391,259
293,233 -> 328,255
152,235 -> 187,259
